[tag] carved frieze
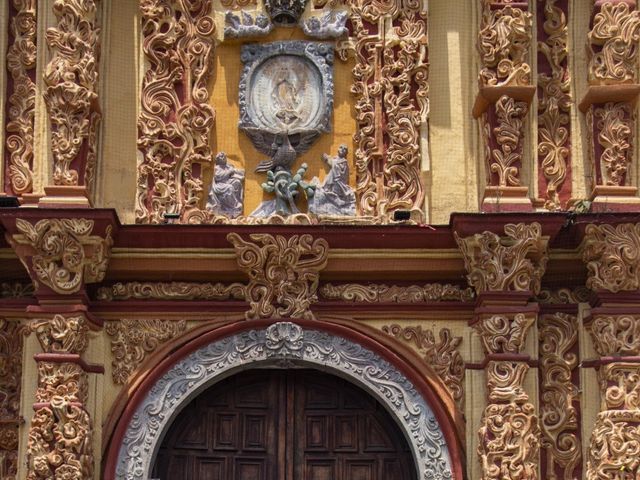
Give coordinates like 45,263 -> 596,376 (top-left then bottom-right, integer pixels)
136,0 -> 216,223
382,324 -> 464,410
581,223 -> 640,293
10,218 -> 113,294
105,319 -> 187,385
5,0 -> 37,196
96,281 -> 246,301
320,282 -> 474,303
227,233 -> 329,320
44,0 -> 101,190
455,223 -> 549,294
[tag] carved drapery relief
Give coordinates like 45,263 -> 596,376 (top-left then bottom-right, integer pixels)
44,0 -> 101,190
227,233 -> 329,320
320,282 -> 474,303
539,313 -> 582,479
10,218 -> 113,294
588,2 -> 640,85
455,222 -> 549,294
114,322 -> 454,480
581,223 -> 640,293
537,0 -> 571,210
26,314 -> 94,480
0,319 -> 25,480
5,0 -> 37,196
136,0 -> 216,224
382,324 -> 464,410
96,281 -> 246,301
105,320 -> 187,385
338,0 -> 428,220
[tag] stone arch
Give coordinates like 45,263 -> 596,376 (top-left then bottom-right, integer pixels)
108,321 -> 459,480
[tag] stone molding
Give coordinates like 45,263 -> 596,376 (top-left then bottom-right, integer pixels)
114,322 -> 454,480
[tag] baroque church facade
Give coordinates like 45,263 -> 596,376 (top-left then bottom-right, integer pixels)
1,0 -> 640,479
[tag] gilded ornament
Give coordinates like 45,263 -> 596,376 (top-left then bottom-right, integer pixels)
227,233 -> 329,320
105,319 -> 187,384
320,283 -> 474,303
455,222 -> 549,294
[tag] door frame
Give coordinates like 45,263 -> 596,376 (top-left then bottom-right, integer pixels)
105,320 -> 464,480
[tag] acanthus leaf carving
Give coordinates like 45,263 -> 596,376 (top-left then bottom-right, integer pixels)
475,313 -> 534,355
96,281 -> 246,301
592,102 -> 634,187
489,95 -> 528,187
588,315 -> 640,357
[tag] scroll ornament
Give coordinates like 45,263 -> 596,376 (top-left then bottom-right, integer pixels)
10,218 -> 113,295
97,281 -> 246,301
581,223 -> 640,293
455,223 -> 549,294
30,315 -> 89,355
588,315 -> 640,357
592,102 -> 634,187
320,283 -> 474,303
490,95 -> 528,186
474,313 -> 533,355
105,319 -> 187,384
227,233 -> 329,320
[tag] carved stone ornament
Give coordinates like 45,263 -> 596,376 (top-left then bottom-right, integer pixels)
536,286 -> 591,305
96,281 -> 246,301
44,0 -> 102,190
455,223 -> 549,294
105,320 -> 187,385
227,233 -> 329,320
264,0 -> 309,25
10,218 -> 113,294
382,324 -> 465,410
301,10 -> 348,39
30,315 -> 89,355
581,223 -> 640,293
224,11 -> 273,39
114,322 -> 454,480
0,282 -> 35,299
206,152 -> 245,218
309,144 -> 356,216
320,282 -> 474,303
588,315 -> 640,357
475,313 -> 534,355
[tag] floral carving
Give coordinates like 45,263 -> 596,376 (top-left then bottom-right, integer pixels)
35,362 -> 87,404
5,0 -> 37,196
537,0 -> 571,210
338,0 -> 428,219
96,281 -> 245,301
136,0 -> 216,223
588,315 -> 640,357
30,315 -> 89,355
592,102 -> 634,187
227,233 -> 329,320
539,313 -> 581,479
581,223 -> 640,293
10,218 -> 113,295
44,0 -> 102,190
588,2 -> 640,84
475,313 -> 533,355
488,95 -> 528,186
455,222 -> 549,294
105,319 -> 187,384
320,283 -> 474,303
478,3 -> 532,87
382,324 -> 464,410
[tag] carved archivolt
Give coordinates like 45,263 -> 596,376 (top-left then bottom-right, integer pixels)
5,0 -> 37,196
382,324 -> 464,410
0,319 -> 25,480
114,322 -> 454,480
105,319 -> 187,385
537,0 -> 571,210
455,223 -> 549,294
581,223 -> 640,293
591,102 -> 634,187
338,0 -> 428,219
136,0 -> 216,224
44,0 -> 102,190
10,218 -> 113,295
539,313 -> 581,479
478,3 -> 532,87
320,283 -> 474,303
227,233 -> 329,320
588,2 -> 640,84
96,281 -> 246,301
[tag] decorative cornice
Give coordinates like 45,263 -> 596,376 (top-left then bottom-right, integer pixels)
96,282 -> 245,301
455,223 -> 549,294
320,283 -> 474,303
227,233 -> 329,320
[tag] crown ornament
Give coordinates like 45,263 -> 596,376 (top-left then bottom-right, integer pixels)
265,0 -> 309,25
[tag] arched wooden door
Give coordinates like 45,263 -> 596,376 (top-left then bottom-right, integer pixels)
152,369 -> 417,480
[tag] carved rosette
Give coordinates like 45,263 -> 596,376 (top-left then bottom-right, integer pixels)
5,0 -> 37,196
26,314 -> 94,480
105,319 -> 187,385
455,222 -> 549,294
227,233 -> 329,320
537,0 -> 571,210
382,325 -> 465,410
338,0 -> 428,220
44,0 -> 102,191
9,218 -> 113,295
136,0 -> 216,224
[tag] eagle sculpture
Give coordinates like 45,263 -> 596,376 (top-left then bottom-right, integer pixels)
242,128 -> 322,173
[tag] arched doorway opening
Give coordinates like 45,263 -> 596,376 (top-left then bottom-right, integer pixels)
153,369 -> 417,480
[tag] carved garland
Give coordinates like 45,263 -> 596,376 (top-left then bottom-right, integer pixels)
136,0 -> 216,224
5,0 -> 37,196
44,0 -> 102,190
114,322 -> 454,480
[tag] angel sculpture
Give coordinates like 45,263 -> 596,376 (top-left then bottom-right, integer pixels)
225,11 -> 273,39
